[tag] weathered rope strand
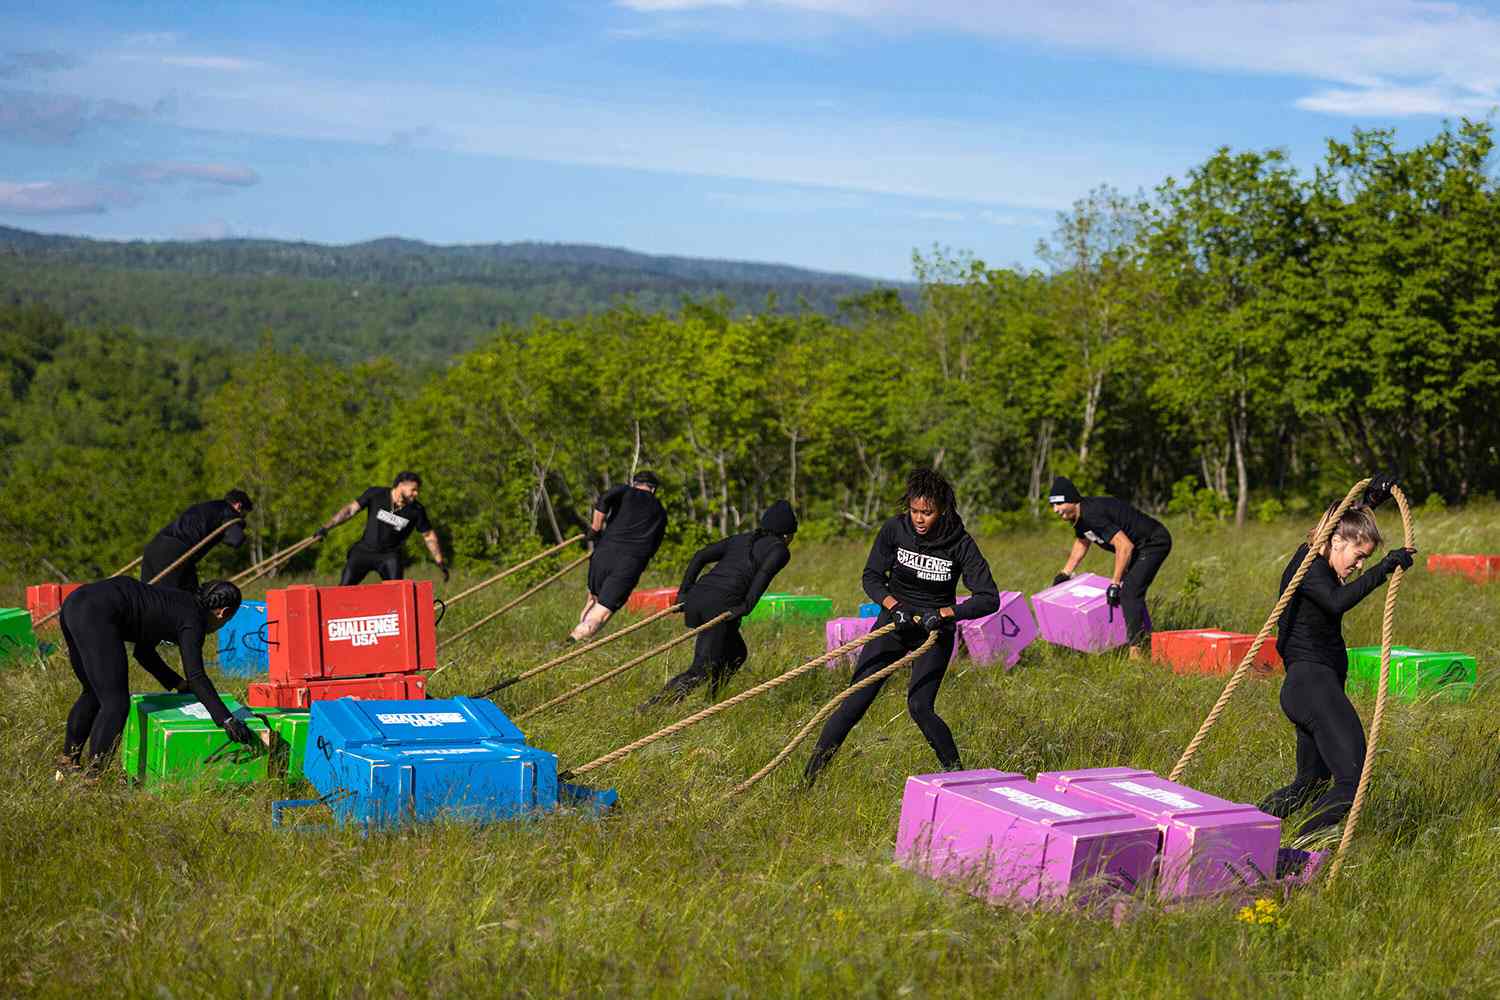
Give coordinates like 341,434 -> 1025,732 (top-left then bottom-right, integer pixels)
444,535 -> 584,608
1168,479 -> 1372,782
110,555 -> 143,577
436,553 -> 588,651
560,623 -> 900,780
515,611 -> 734,722
231,534 -> 319,587
725,631 -> 939,799
471,603 -> 683,698
1328,484 -> 1412,884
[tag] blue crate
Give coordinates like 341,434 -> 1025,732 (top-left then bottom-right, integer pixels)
216,599 -> 268,676
302,697 -> 587,828
858,602 -> 881,618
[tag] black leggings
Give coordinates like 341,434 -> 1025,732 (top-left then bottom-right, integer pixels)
650,592 -> 748,702
806,612 -> 960,780
1260,660 -> 1367,836
1121,534 -> 1171,645
341,547 -> 402,586
142,534 -> 199,592
59,594 -> 133,765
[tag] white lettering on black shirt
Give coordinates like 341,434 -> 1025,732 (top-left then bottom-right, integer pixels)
376,509 -> 411,531
895,548 -> 953,582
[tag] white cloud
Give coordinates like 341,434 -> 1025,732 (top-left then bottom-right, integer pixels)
161,55 -> 264,72
1296,85 -> 1499,118
117,161 -> 261,186
0,179 -> 137,215
914,209 -> 963,222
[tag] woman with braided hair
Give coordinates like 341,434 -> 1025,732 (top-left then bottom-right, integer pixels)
1259,474 -> 1416,836
804,468 -> 999,783
58,577 -> 260,769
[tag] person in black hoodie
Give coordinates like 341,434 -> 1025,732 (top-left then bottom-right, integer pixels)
1259,475 -> 1415,837
804,469 -> 999,782
58,577 -> 261,768
571,470 -> 669,642
640,500 -> 798,708
141,489 -> 253,591
1047,475 -> 1171,655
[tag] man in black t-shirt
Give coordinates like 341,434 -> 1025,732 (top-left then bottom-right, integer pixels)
314,472 -> 448,586
1047,475 -> 1172,654
141,489 -> 253,592
571,470 -> 668,641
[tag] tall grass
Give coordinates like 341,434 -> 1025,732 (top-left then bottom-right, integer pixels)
3,507 -> 1499,997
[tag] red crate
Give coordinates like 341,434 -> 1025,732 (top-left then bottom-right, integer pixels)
626,587 -> 679,613
1151,629 -> 1282,675
26,583 -> 83,623
246,673 -> 428,709
266,580 -> 436,683
1426,554 -> 1500,584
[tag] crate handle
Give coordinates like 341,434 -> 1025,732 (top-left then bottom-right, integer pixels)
999,614 -> 1020,639
432,597 -> 447,626
242,620 -> 280,654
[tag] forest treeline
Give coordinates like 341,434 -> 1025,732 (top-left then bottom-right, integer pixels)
3,121 -> 1498,582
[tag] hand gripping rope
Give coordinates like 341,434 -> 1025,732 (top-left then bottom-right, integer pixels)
1166,478 -> 1412,884
558,622 -> 900,781
725,630 -> 939,799
514,611 -> 734,722
469,603 -> 684,698
436,553 -> 589,651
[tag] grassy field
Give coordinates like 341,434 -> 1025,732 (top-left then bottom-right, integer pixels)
3,504 -> 1499,998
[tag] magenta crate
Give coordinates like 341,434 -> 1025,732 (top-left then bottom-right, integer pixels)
1030,573 -> 1128,653
1038,767 -> 1281,899
824,616 -> 877,670
957,591 -> 1037,670
895,769 -> 1160,905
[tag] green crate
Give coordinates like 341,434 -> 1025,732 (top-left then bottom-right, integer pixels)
744,593 -> 834,624
1346,646 -> 1477,702
256,709 -> 310,782
121,693 -> 272,787
0,607 -> 38,665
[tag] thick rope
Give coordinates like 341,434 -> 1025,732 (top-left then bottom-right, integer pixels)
110,555 -> 143,577
726,630 -> 939,799
559,622 -> 899,780
1327,484 -> 1412,884
436,553 -> 588,651
515,612 -> 734,722
471,603 -> 683,698
444,536 -> 584,608
1169,479 -> 1372,782
33,518 -> 244,631
231,534 -> 319,587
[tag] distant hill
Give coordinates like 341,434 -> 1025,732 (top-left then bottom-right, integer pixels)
0,226 -> 909,364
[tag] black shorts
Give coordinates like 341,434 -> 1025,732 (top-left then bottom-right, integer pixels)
341,547 -> 402,586
587,548 -> 649,612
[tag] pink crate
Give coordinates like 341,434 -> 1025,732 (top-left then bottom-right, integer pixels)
1039,767 -> 1281,898
824,616 -> 877,669
957,591 -> 1037,669
895,769 -> 1159,904
1030,573 -> 1128,653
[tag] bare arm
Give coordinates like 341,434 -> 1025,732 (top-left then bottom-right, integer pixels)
590,509 -> 606,533
1108,532 -> 1134,584
422,530 -> 444,565
1061,537 -> 1089,576
321,499 -> 363,532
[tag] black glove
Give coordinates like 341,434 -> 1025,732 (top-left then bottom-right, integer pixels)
221,716 -> 260,747
1380,547 -> 1416,574
313,526 -> 329,541
732,603 -> 752,619
438,562 -> 450,583
890,605 -> 923,633
1106,584 -> 1122,608
919,610 -> 954,633
1364,472 -> 1399,510
174,682 -> 192,695
584,526 -> 602,543
1052,572 -> 1071,587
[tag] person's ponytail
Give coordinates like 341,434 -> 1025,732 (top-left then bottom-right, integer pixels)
196,580 -> 243,619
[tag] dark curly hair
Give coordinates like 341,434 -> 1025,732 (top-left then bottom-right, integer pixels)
196,580 -> 243,619
901,468 -> 956,516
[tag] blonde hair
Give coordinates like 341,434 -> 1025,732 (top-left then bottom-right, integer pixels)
1306,501 -> 1383,557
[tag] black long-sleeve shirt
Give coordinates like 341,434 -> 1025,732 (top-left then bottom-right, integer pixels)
79,577 -> 235,725
679,531 -> 791,613
595,485 -> 668,559
1275,543 -> 1393,678
157,499 -> 246,553
862,513 -> 999,621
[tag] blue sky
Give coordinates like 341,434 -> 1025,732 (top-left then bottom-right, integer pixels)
2,1 -> 1497,280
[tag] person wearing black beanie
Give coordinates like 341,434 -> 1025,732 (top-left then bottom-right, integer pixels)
803,469 -> 999,782
1047,475 -> 1172,655
640,500 -> 797,707
140,490 -> 254,592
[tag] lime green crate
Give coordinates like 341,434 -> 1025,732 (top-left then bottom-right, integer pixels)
120,693 -> 272,787
0,607 -> 38,664
744,593 -> 834,624
257,709 -> 310,782
1346,646 -> 1476,702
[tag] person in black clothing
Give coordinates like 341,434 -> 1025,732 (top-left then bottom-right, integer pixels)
640,500 -> 799,708
1048,475 -> 1172,655
59,577 -> 260,768
571,470 -> 669,641
1260,476 -> 1415,837
315,472 -> 448,586
804,469 -> 1000,782
141,489 -> 253,592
